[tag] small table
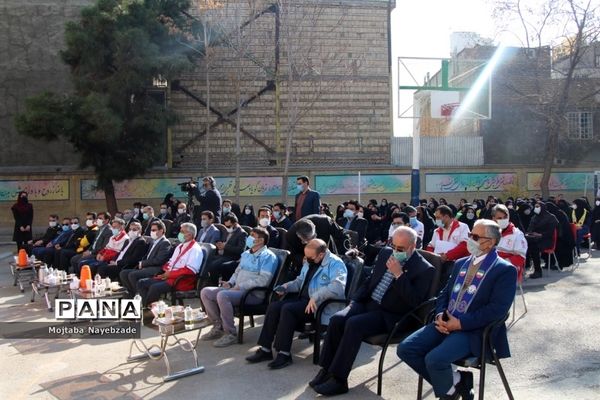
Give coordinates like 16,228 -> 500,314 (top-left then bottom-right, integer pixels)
70,287 -> 127,300
9,261 -> 42,292
31,280 -> 70,312
126,317 -> 208,382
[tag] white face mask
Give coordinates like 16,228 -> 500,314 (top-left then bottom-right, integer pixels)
259,218 -> 270,227
160,208 -> 168,214
49,221 -> 57,228
533,207 -> 541,215
133,208 -> 140,214
245,209 -> 251,215
86,219 -> 94,228
467,238 -> 484,257
71,223 -> 80,230
571,204 -> 577,210
128,230 -> 140,240
497,218 -> 509,229
96,219 -> 105,227
177,208 -> 186,214
596,200 -> 600,207
150,231 -> 159,240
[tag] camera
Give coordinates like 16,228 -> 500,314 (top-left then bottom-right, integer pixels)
178,179 -> 197,194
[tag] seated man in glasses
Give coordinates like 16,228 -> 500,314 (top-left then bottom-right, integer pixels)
398,219 -> 517,400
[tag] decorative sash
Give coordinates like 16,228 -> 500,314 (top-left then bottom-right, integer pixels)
162,240 -> 195,272
448,250 -> 499,317
572,209 -> 587,226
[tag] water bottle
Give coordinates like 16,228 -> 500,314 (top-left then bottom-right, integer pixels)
157,300 -> 166,318
133,294 -> 142,314
38,264 -> 48,284
184,305 -> 193,329
94,273 -> 102,286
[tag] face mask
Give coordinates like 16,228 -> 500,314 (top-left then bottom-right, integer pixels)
524,209 -> 531,215
226,227 -> 234,233
435,219 -> 444,228
245,209 -> 251,215
357,212 -> 364,219
273,211 -> 281,219
111,228 -> 120,236
245,236 -> 256,248
596,200 -> 600,207
128,230 -> 140,240
178,208 -> 186,215
49,221 -> 57,228
62,225 -> 70,232
150,231 -> 159,240
71,223 -> 80,230
160,208 -> 167,214
86,219 -> 94,228
381,202 -> 387,206
142,213 -> 149,220
343,209 -> 354,219
571,204 -> 577,210
409,216 -> 418,225
466,213 -> 475,220
133,208 -> 140,214
177,232 -> 186,242
297,184 -> 304,192
223,207 -> 231,214
391,223 -> 400,231
96,219 -> 104,227
123,213 -> 133,220
259,218 -> 270,227
533,207 -> 541,215
392,250 -> 409,263
467,238 -> 484,257
201,220 -> 209,228
497,218 -> 509,229
507,204 -> 514,209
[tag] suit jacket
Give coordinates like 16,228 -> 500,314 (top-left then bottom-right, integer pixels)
35,226 -> 61,245
117,237 -> 149,269
197,224 -> 221,244
90,225 -> 112,254
193,187 -> 223,224
295,189 -> 321,219
436,250 -> 517,359
140,236 -> 171,268
265,224 -> 281,248
353,247 -> 434,327
348,216 -> 368,244
63,228 -> 86,250
223,227 -> 247,259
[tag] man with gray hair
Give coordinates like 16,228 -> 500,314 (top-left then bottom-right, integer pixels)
311,227 -> 435,396
137,222 -> 203,307
398,219 -> 517,400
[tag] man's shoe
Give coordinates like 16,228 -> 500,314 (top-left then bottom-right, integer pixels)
309,368 -> 330,389
529,271 -> 542,279
214,333 -> 237,348
245,348 -> 273,363
267,353 -> 293,369
314,376 -> 349,396
200,327 -> 223,341
457,371 -> 474,400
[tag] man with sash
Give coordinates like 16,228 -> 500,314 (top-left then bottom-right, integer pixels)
137,222 -> 203,307
426,205 -> 470,263
398,219 -> 517,400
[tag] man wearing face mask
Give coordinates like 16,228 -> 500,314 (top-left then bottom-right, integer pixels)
137,223 -> 203,307
311,227 -> 434,396
171,203 -> 191,238
132,202 -> 143,221
271,203 -> 292,230
52,217 -> 86,270
492,205 -> 527,284
158,203 -> 171,220
28,214 -> 62,253
75,218 -> 129,276
426,206 -> 470,263
191,176 -> 223,224
525,202 -> 559,279
398,219 -> 516,400
257,207 -> 280,248
32,216 -> 69,261
294,175 -> 321,221
69,212 -> 113,273
200,227 -> 278,347
141,206 -> 160,236
120,220 -> 172,297
98,221 -> 149,279
202,214 -> 248,285
246,239 -> 347,370
341,200 -> 368,245
405,206 -> 425,245
196,211 -> 220,244
57,212 -> 97,271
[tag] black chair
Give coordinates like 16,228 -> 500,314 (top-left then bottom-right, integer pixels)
213,223 -> 228,242
241,225 -> 252,235
362,249 -> 444,396
275,227 -> 288,249
416,314 -> 514,400
234,248 -> 290,344
343,229 -> 359,250
170,243 -> 216,305
162,219 -> 173,238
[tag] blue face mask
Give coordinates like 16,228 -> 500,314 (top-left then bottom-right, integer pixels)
111,228 -> 120,236
343,209 -> 354,219
245,236 -> 256,249
392,250 -> 409,263
409,216 -> 418,225
297,184 -> 304,192
435,219 -> 444,228
142,213 -> 149,221
223,207 -> 231,214
273,211 -> 281,219
177,232 -> 186,243
62,225 -> 70,232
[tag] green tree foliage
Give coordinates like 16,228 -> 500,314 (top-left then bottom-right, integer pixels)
15,0 -> 205,212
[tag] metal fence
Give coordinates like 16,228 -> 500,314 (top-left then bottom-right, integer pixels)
391,136 -> 484,167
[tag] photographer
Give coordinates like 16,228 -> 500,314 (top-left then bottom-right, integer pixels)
191,176 -> 223,224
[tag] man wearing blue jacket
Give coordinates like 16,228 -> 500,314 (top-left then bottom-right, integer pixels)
246,239 -> 347,370
398,219 -> 517,400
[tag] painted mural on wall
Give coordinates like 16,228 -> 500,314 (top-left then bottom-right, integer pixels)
315,175 -> 411,195
527,172 -> 593,191
81,178 -> 189,200
0,180 -> 69,201
215,177 -> 297,197
425,173 -> 516,193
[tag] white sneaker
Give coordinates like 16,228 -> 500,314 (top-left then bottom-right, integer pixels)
213,333 -> 238,347
201,327 -> 224,341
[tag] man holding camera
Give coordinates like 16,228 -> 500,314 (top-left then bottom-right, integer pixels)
191,176 -> 222,224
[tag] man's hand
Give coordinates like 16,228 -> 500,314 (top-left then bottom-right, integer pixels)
96,254 -> 103,261
439,253 -> 448,262
434,311 -> 461,335
386,256 -> 403,278
108,261 -> 117,266
305,298 -> 317,314
160,271 -> 171,280
34,240 -> 42,246
54,244 -> 61,250
220,280 -> 232,289
434,312 -> 450,334
138,261 -> 143,270
19,226 -> 25,232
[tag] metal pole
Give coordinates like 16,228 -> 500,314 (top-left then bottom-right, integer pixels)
410,101 -> 421,206
358,171 -> 362,204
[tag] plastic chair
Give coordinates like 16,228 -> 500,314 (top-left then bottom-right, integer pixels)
541,229 -> 559,273
509,262 -> 527,326
416,314 -> 514,400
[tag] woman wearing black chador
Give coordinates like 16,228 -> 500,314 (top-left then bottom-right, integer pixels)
11,191 -> 33,252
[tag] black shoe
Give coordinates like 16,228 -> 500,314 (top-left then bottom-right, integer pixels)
267,353 -> 293,369
457,371 -> 474,400
245,348 -> 273,363
529,271 -> 542,279
309,368 -> 330,389
314,376 -> 349,396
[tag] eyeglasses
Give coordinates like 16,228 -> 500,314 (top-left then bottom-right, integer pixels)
468,233 -> 492,242
390,244 -> 408,252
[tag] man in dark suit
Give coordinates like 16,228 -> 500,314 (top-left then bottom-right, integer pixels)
70,212 -> 113,273
202,213 -> 247,285
97,221 -> 149,279
285,214 -> 349,271
397,219 -> 517,400
28,214 -> 61,253
53,217 -> 86,270
141,206 -> 161,237
196,211 -> 221,244
294,176 -> 321,221
192,176 -> 223,224
340,200 -> 368,245
120,220 -> 172,296
257,207 -> 280,248
311,226 -> 435,396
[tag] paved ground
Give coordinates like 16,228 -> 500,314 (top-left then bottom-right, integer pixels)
0,243 -> 599,400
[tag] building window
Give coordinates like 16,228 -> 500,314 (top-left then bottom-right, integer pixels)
595,54 -> 600,67
567,112 -> 593,139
